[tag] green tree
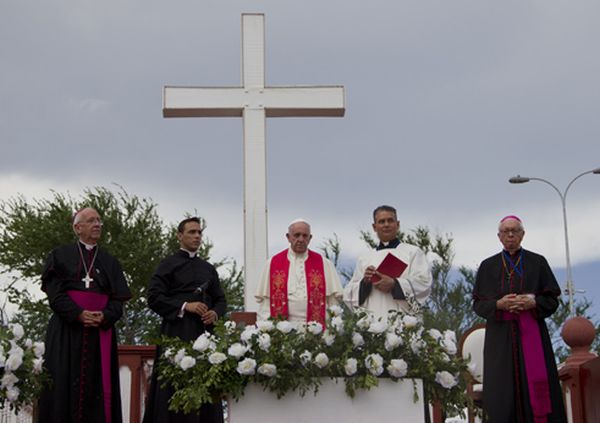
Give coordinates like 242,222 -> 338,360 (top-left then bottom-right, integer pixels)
0,187 -> 244,344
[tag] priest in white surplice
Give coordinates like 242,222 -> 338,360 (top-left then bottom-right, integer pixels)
344,206 -> 432,320
256,219 -> 343,324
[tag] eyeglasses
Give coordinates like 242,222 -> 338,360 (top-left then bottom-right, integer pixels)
81,218 -> 103,225
499,229 -> 522,235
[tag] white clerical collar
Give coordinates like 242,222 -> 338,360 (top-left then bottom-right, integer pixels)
180,248 -> 197,258
79,240 -> 97,250
381,241 -> 390,247
287,248 -> 308,261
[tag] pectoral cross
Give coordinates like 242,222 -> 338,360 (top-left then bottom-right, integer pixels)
82,274 -> 93,289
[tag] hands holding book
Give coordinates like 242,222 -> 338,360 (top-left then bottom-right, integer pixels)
364,266 -> 396,293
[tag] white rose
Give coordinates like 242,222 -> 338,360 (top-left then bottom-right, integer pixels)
352,332 -> 364,347
173,348 -> 186,364
368,320 -> 388,334
257,363 -> 277,377
314,352 -> 329,369
236,358 -> 257,375
328,304 -> 343,316
257,333 -> 271,351
322,331 -> 336,346
180,356 -> 196,371
428,329 -> 443,341
256,320 -> 274,332
6,386 -> 19,402
5,354 -> 23,372
33,342 -> 45,358
344,358 -> 358,376
443,330 -> 457,344
8,342 -> 23,358
299,350 -> 312,366
402,315 -> 418,328
365,353 -> 384,371
1,373 -> 18,389
193,334 -> 212,352
24,339 -> 33,348
384,332 -> 402,351
410,338 -> 425,354
164,348 -> 174,359
369,366 -> 384,376
227,343 -> 248,359
331,316 -> 344,333
10,323 -> 24,340
33,357 -> 44,374
276,321 -> 293,334
208,352 -> 227,365
241,326 -> 258,343
0,354 -> 6,368
435,371 -> 458,389
356,314 -> 372,330
307,321 -> 323,335
441,338 -> 457,355
387,359 -> 408,378
224,320 -> 237,332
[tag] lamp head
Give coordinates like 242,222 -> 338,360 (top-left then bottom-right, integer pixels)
509,175 -> 530,184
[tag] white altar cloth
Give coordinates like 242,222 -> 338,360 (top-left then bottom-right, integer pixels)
228,378 -> 424,423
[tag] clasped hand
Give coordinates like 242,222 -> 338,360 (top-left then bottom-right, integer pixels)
79,310 -> 104,327
497,293 -> 536,313
365,265 -> 396,293
185,301 -> 218,325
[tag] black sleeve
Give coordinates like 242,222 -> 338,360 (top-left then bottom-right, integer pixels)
101,298 -> 124,328
208,267 -> 227,317
42,251 -> 83,323
147,259 -> 185,322
391,279 -> 406,300
358,279 -> 372,305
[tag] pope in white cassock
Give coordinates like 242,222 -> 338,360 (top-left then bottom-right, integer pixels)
255,219 -> 343,324
343,206 -> 432,320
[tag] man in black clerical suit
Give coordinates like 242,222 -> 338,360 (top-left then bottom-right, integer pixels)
38,207 -> 131,423
473,215 -> 566,423
143,217 -> 226,423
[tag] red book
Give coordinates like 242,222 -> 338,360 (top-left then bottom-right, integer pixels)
370,253 -> 408,282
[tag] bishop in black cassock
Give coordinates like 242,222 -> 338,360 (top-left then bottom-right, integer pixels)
143,217 -> 226,423
38,208 -> 131,423
473,215 -> 566,423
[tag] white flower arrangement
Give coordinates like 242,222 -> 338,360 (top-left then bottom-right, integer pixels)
157,305 -> 471,416
0,324 -> 47,412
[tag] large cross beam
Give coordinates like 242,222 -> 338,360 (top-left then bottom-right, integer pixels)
163,13 -> 345,310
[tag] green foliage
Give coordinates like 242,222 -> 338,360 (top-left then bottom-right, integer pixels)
0,187 -> 245,345
158,305 -> 471,417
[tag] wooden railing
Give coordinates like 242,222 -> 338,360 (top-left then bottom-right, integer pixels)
117,345 -> 156,423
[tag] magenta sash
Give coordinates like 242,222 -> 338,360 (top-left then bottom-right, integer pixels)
501,310 -> 551,423
68,290 -> 112,423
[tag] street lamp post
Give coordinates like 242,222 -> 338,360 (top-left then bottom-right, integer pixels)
509,167 -> 600,317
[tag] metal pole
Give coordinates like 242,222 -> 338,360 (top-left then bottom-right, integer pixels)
511,169 -> 598,316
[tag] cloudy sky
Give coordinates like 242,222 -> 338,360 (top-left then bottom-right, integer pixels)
2,1 -> 599,311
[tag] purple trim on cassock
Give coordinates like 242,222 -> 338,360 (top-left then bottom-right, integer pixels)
68,290 -> 112,423
501,310 -> 551,423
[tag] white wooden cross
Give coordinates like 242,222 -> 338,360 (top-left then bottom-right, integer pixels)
163,13 -> 345,311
